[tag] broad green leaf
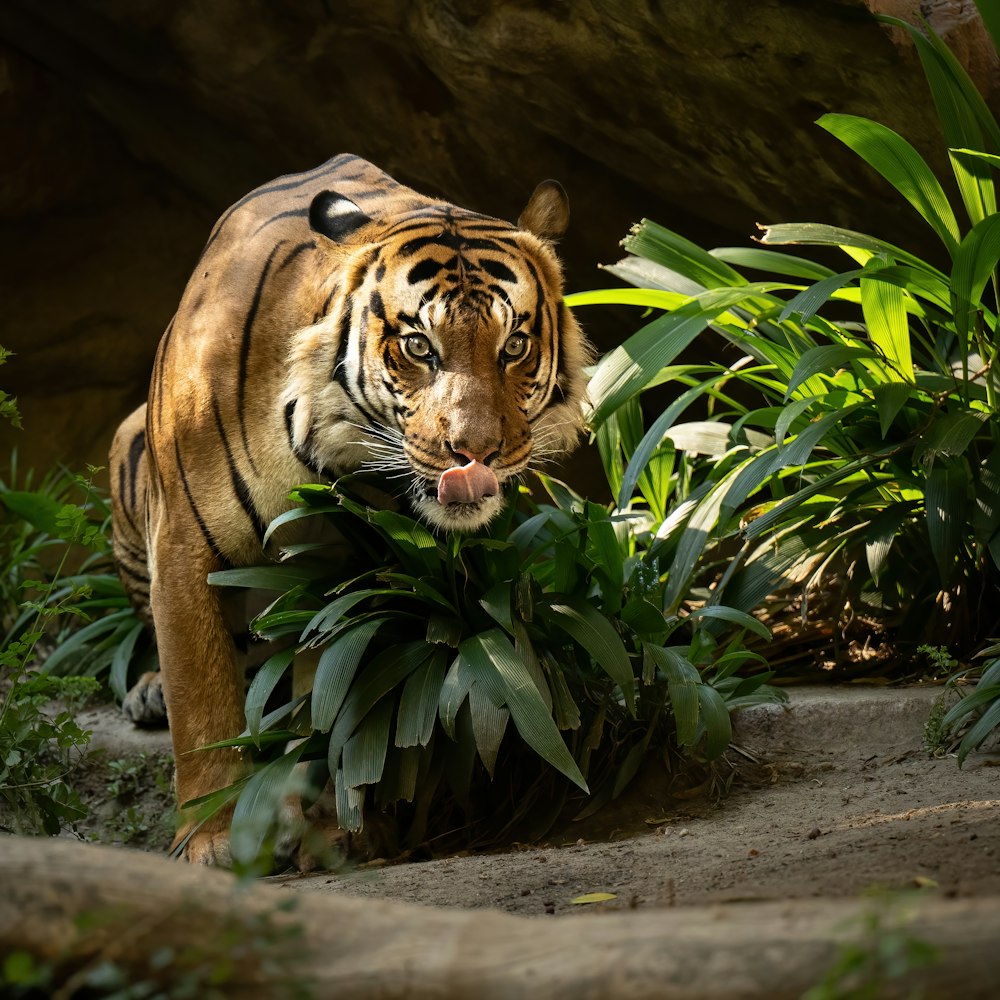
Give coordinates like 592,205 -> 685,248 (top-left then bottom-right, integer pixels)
425,614 -> 464,648
262,502 -> 341,547
230,743 -> 305,867
872,382 -> 913,437
540,596 -> 636,715
542,654 -> 582,730
599,256 -> 706,296
881,17 -> 1000,223
564,287 -> 691,310
246,646 -> 295,742
620,598 -> 669,642
587,284 -> 787,425
644,644 -> 699,747
469,682 -> 510,777
342,695 -> 394,789
459,630 -> 587,791
480,583 -> 514,633
818,114 -> 960,256
914,410 -> 989,466
710,246 -> 835,280
207,565 -> 319,591
109,622 -> 145,703
662,421 -> 733,456
741,453 -> 880,540
951,214 -> 1000,342
624,219 -> 747,288
327,641 -> 430,773
663,465 -> 744,613
759,222 -> 946,274
785,345 -> 880,399
697,683 -> 733,760
438,652 -> 476,740
333,767 -> 365,832
925,459 -> 969,584
957,695 -> 1000,765
778,269 -> 863,323
41,609 -> 134,676
616,372 -> 732,508
365,510 -> 441,577
0,489 -> 64,536
396,652 -> 446,748
311,618 -> 386,732
864,503 -> 916,586
685,606 -> 770,642
860,267 -> 913,380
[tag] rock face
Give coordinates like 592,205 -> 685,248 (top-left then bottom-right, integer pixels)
0,0 -> 997,477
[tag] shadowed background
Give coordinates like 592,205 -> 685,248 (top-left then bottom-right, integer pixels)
2,0 -> 997,489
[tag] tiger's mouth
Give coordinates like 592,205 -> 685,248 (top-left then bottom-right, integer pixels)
409,462 -> 508,533
437,460 -> 499,507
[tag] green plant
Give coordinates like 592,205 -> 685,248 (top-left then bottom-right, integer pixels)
193,472 -> 781,871
0,899 -> 313,999
566,1 -> 1000,672
804,888 -> 940,1000
1,463 -> 156,698
937,642 -> 1000,763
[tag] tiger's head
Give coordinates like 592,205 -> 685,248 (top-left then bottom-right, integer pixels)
286,181 -> 591,532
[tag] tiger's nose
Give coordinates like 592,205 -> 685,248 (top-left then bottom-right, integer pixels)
447,442 -> 501,467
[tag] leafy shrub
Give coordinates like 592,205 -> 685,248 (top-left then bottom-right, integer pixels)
203,474 -> 780,868
569,3 -> 1000,671
0,463 -> 155,699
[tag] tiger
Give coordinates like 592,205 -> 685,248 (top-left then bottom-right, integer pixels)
108,154 -> 592,866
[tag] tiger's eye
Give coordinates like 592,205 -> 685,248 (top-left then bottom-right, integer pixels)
503,333 -> 529,360
404,334 -> 433,359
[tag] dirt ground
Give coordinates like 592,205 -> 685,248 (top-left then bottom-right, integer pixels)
78,684 -> 1000,917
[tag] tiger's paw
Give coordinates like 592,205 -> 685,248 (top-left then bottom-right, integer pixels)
122,670 -> 168,727
275,789 -> 398,873
173,824 -> 232,867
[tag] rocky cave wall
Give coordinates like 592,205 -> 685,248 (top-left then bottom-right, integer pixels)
1,0 -> 997,482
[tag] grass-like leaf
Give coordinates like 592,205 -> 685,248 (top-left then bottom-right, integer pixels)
818,114 -> 960,256
540,597 -> 636,715
459,630 -> 588,792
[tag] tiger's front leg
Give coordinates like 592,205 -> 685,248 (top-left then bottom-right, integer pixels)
149,520 -> 249,865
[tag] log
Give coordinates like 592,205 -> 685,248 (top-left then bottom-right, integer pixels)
1,835 -> 997,998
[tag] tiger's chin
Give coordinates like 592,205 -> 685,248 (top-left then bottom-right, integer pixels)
411,491 -> 507,534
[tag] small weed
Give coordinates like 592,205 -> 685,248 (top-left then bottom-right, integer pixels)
0,898 -> 314,999
804,888 -> 940,1000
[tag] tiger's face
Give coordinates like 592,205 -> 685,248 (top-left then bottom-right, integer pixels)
287,185 -> 590,532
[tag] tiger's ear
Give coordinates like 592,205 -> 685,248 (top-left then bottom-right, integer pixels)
517,180 -> 570,240
309,191 -> 373,242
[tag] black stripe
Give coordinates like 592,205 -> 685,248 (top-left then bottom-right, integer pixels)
331,305 -> 352,384
523,257 -> 558,409
399,233 -> 513,257
237,241 -> 286,475
406,258 -> 444,285
117,562 -> 151,587
174,439 -> 226,561
252,207 -> 309,238
199,156 -> 354,261
127,430 -> 145,510
277,240 -> 315,273
479,259 -> 518,283
152,318 -> 175,436
212,398 -> 268,544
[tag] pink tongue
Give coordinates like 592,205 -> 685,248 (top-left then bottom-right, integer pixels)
437,460 -> 500,506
